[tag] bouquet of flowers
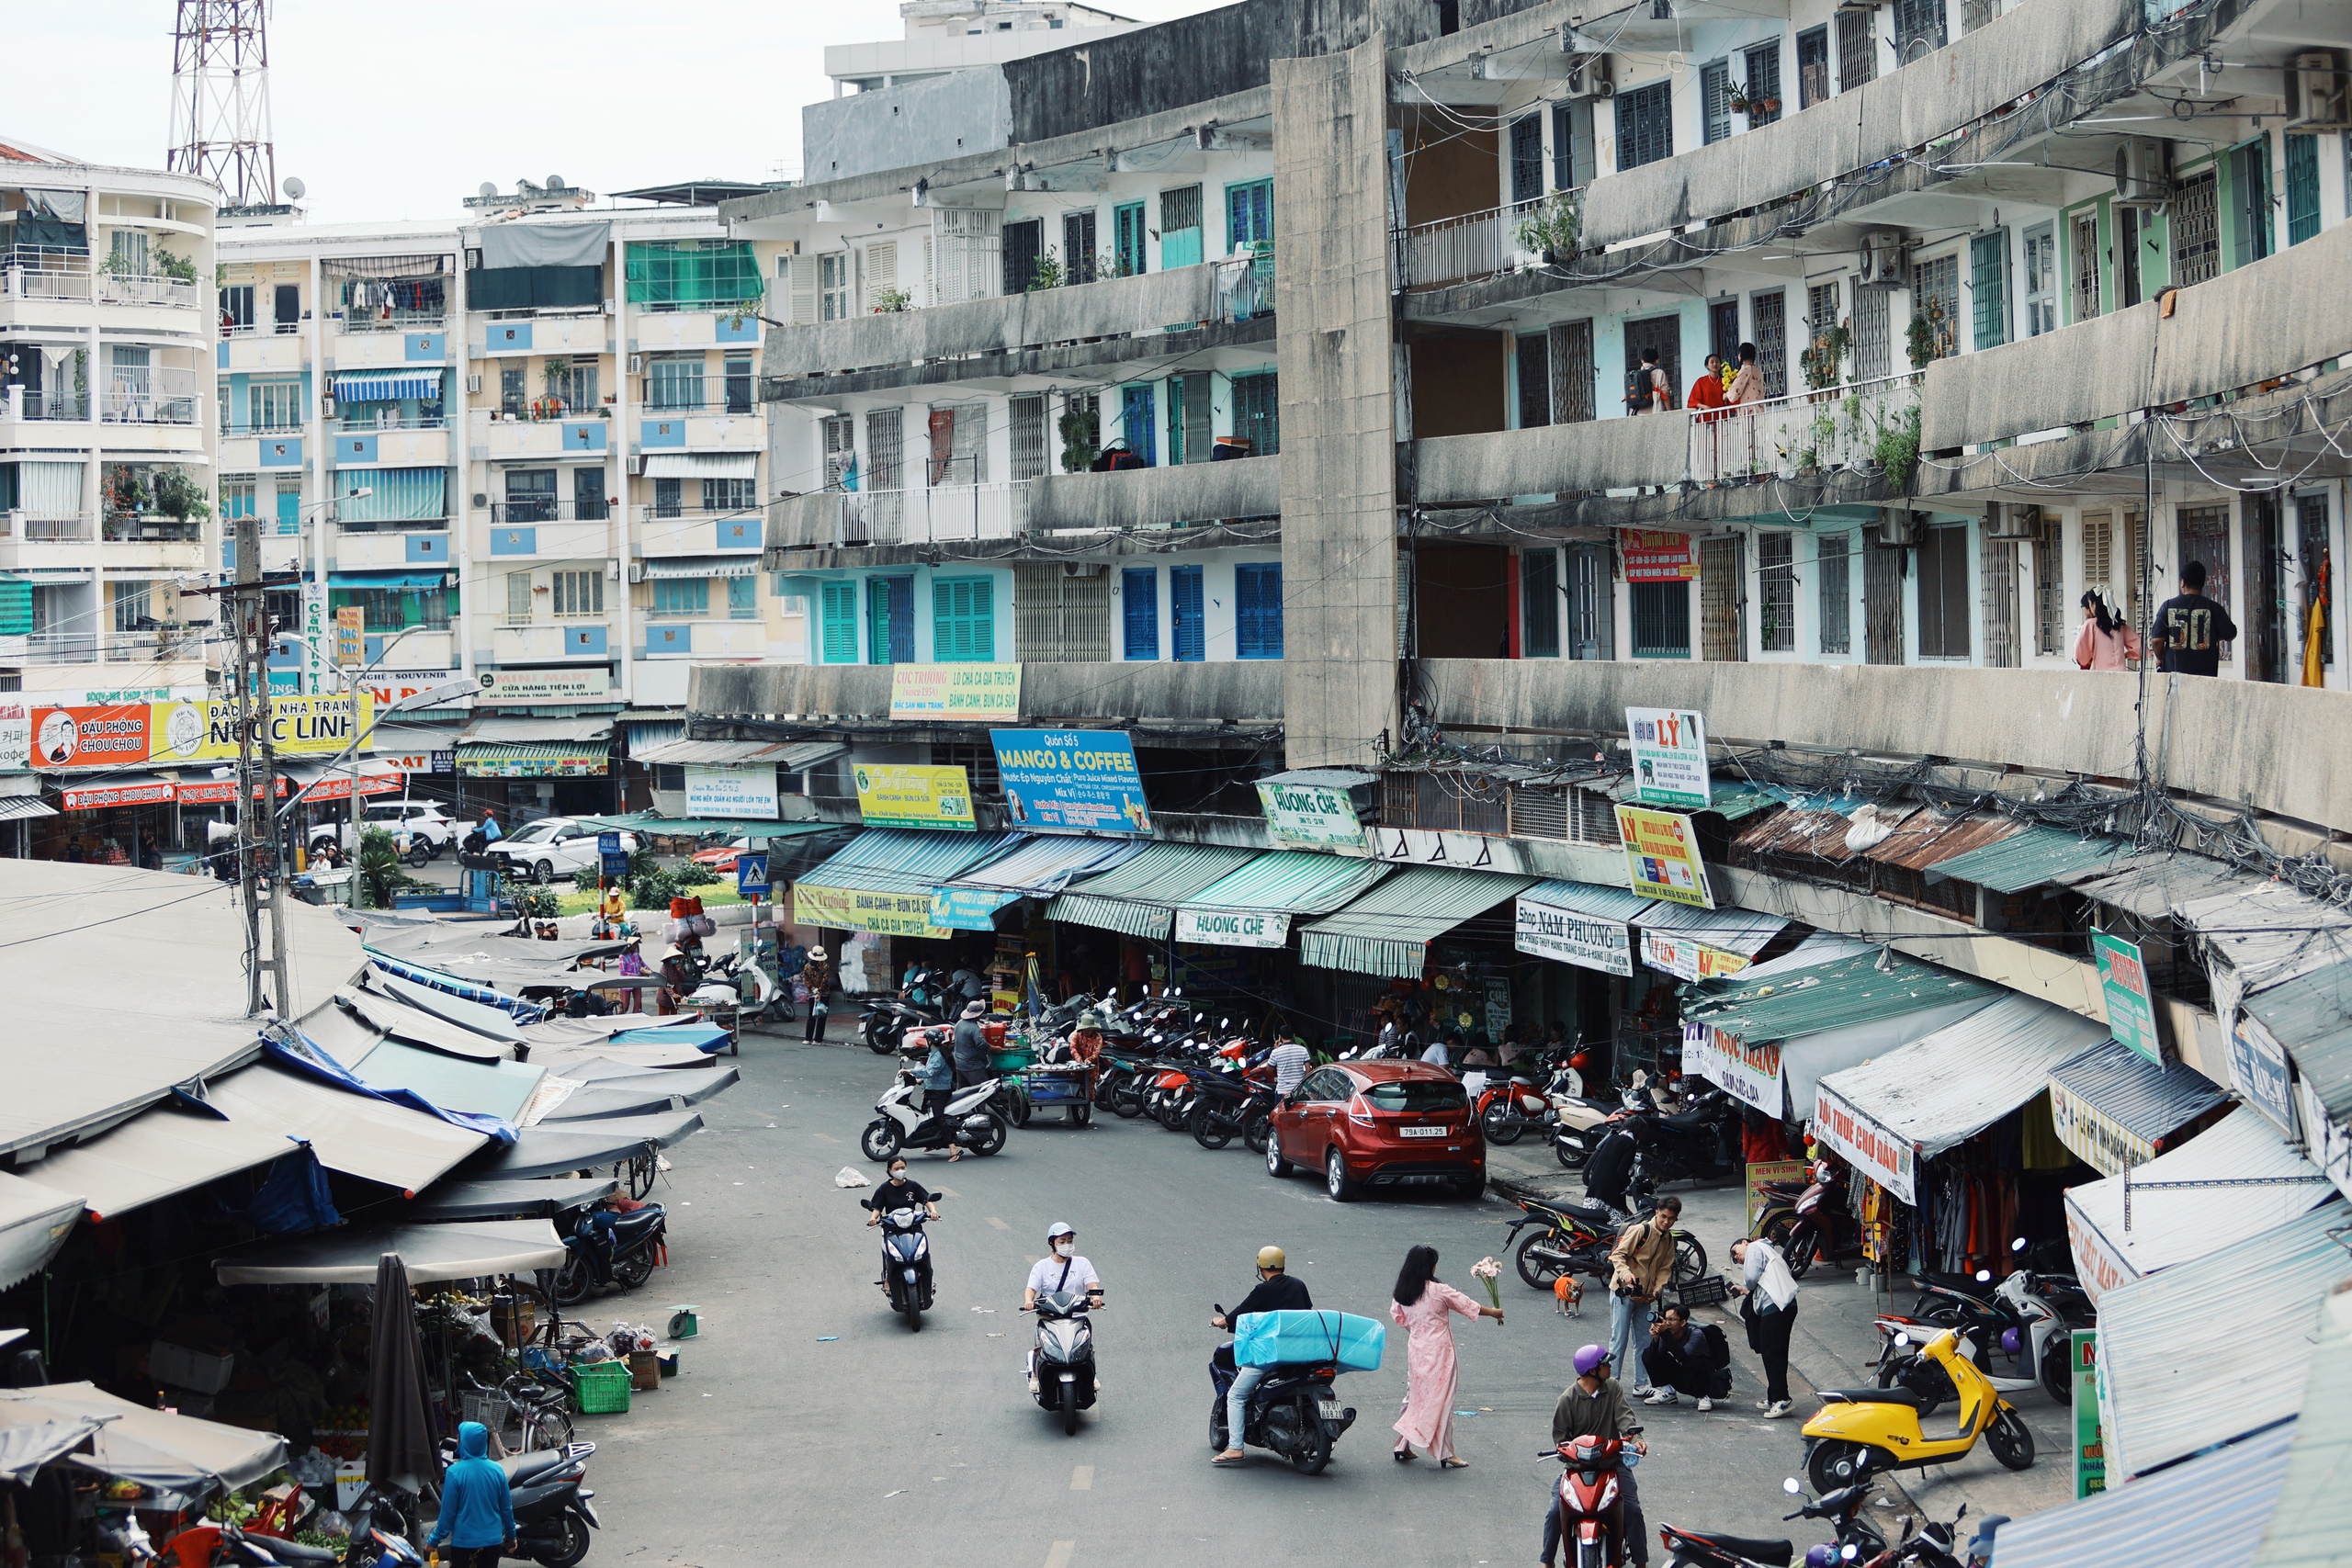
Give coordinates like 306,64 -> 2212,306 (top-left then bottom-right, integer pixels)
1471,1256 -> 1503,1312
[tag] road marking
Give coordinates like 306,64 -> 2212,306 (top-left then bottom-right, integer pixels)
809,1132 -> 840,1145
1069,1465 -> 1093,1491
987,1215 -> 1012,1231
1043,1543 -> 1075,1568
938,1187 -> 961,1199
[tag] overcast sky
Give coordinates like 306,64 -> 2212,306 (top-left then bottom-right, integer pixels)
7,0 -> 1227,225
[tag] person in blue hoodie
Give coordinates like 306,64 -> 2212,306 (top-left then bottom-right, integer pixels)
427,1421 -> 514,1567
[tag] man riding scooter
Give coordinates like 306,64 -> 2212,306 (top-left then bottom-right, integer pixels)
1209,1245 -> 1312,1467
1546,1344 -> 1648,1568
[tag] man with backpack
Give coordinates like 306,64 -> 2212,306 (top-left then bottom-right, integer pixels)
1624,347 -> 1671,414
1638,1302 -> 1729,1412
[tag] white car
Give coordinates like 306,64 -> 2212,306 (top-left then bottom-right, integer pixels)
484,818 -> 641,884
309,803 -> 458,866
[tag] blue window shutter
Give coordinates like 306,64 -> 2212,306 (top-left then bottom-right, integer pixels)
1122,567 -> 1159,660
820,581 -> 859,662
1235,562 -> 1283,660
1171,565 -> 1204,662
867,578 -> 897,665
932,576 -> 993,662
1120,385 -> 1157,465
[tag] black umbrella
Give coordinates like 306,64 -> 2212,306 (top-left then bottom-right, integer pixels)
366,1252 -> 443,1495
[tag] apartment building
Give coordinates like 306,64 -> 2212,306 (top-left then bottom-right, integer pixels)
217,184 -> 792,814
0,136 -> 219,723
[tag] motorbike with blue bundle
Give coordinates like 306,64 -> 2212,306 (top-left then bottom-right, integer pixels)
1205,1307 -> 1381,1474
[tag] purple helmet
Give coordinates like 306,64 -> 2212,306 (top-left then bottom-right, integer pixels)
1804,1548 -> 1842,1568
1573,1343 -> 1611,1377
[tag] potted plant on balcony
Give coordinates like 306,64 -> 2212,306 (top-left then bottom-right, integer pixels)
1027,249 -> 1066,292
1799,321 -> 1851,396
868,287 -> 911,313
153,466 -> 210,525
535,361 -> 566,422
155,250 -> 198,286
1513,192 -> 1584,265
1761,96 -> 1781,114
1728,89 -> 1751,116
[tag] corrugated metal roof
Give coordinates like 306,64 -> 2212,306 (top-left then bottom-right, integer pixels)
1180,852 -> 1391,922
796,829 -> 1019,897
1045,842 -> 1262,941
944,835 -> 1145,897
1519,880 -> 1660,924
2098,1201 -> 2352,1480
1814,991 -> 2105,1156
1685,951 -> 1998,1044
1732,806 -> 1888,863
2176,881 -> 2352,1118
632,738 -> 844,769
1925,824 -> 2127,892
1736,932 -> 1878,979
1701,781 -> 1782,821
1258,768 -> 1375,788
461,715 -> 614,744
1638,900 -> 1790,958
1989,1420 -> 2296,1568
2251,1283 -> 2352,1568
1298,868 -> 1538,980
2053,851 -> 2251,919
1861,810 -> 2022,873
2049,1039 -> 2226,1141
2064,1106 -> 2337,1304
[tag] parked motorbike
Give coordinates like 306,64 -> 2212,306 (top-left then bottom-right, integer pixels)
1873,1264 -> 2076,1408
1507,1197 -> 1710,1293
684,949 -> 783,1023
1543,1435 -> 1634,1568
1757,1160 -> 1859,1280
1624,1089 -> 1744,1197
1206,1332 -> 1360,1475
1659,1477 -> 1889,1568
1804,1328 -> 2034,1494
862,992 -> 948,1055
1027,1288 -> 1101,1434
860,1067 -> 1009,1160
1550,1077 -> 1654,1169
1188,1053 -> 1278,1151
1469,1055 -> 1570,1145
552,1202 -> 666,1305
867,1201 -> 936,1331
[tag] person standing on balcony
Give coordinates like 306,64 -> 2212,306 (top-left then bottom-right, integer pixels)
1624,348 -> 1671,414
1687,355 -> 1729,419
2150,560 -> 2239,676
2073,591 -> 2143,671
1726,343 -> 1765,407
1688,353 -> 1730,487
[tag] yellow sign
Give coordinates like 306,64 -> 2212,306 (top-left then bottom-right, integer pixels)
153,694 -> 377,763
854,762 -> 977,830
794,882 -> 952,940
888,663 -> 1022,721
334,605 -> 365,667
1616,804 -> 1714,908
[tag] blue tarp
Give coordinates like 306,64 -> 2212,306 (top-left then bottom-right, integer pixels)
610,1023 -> 730,1054
367,953 -> 550,1024
327,570 -> 447,590
265,1032 -> 518,1146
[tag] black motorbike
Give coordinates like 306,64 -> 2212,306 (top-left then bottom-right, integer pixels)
1659,1478 -> 1890,1567
552,1203 -> 666,1305
1190,1068 -> 1279,1153
862,993 -> 948,1055
869,1201 -> 936,1331
1507,1195 -> 1711,1292
1625,1090 -> 1744,1198
1207,1334 -> 1358,1476
1029,1288 -> 1101,1435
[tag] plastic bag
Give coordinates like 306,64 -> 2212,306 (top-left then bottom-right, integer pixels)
834,1167 -> 869,1189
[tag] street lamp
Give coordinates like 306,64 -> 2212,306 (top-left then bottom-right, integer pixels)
269,626 -> 468,829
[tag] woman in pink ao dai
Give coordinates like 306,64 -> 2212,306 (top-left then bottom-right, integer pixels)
1389,1245 -> 1505,1467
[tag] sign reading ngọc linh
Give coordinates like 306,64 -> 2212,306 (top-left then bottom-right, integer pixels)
1256,780 -> 1367,852
1615,806 -> 1713,908
153,694 -> 376,762
853,763 -> 976,830
1513,894 -> 1634,976
1625,706 -> 1712,811
2091,931 -> 2162,1064
889,663 -> 1022,721
991,728 -> 1152,835
1173,908 -> 1292,948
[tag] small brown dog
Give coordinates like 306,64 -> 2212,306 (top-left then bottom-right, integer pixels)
1554,1275 -> 1585,1317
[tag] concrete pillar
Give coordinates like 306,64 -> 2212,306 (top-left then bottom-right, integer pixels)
613,231 -> 634,704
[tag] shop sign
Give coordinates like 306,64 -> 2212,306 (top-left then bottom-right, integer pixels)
684,763 -> 780,821
1514,895 -> 1634,976
1638,930 -> 1750,983
1373,826 -> 1526,870
993,728 -> 1151,835
2064,1197 -> 2136,1307
888,662 -> 1022,721
1690,1024 -> 1782,1114
31,704 -> 151,769
153,694 -> 375,763
1812,1084 -> 1917,1203
854,763 -> 976,831
2092,932 -> 2162,1064
795,881 -> 950,940
1625,706 -> 1711,811
59,778 -> 175,810
1621,529 -> 1698,581
1256,780 -> 1366,852
362,671 -> 471,712
0,704 -> 27,770
458,750 -> 605,779
176,774 -> 289,805
2048,1075 -> 2157,1178
303,580 -> 328,694
929,886 -> 1019,931
300,769 -> 404,802
1745,1158 -> 1808,1231
1173,908 -> 1291,948
2223,1010 -> 2295,1134
475,667 -> 612,705
1615,806 -> 1714,908
2072,1331 -> 2106,1498
1483,977 -> 1512,1036
334,605 -> 365,667
25,684 -> 201,708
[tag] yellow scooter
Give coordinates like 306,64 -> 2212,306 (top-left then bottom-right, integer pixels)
1801,1326 -> 2035,1493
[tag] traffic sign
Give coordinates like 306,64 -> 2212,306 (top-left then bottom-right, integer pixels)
597,831 -> 630,881
736,851 -> 771,898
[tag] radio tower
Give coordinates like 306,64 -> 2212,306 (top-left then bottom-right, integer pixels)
167,1 -> 279,209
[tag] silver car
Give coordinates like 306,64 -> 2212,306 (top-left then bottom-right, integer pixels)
486,818 -> 640,884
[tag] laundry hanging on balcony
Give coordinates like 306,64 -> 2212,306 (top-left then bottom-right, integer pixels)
333,368 -> 445,404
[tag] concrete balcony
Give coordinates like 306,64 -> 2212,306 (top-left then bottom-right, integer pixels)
769,482 -> 1032,550
491,622 -> 612,663
638,618 -> 765,660
632,510 -> 763,558
471,315 -> 610,359
335,529 -> 452,570
362,627 -> 455,671
1693,373 -> 1924,486
1412,415 -> 1683,505
1025,456 -> 1281,535
1,265 -> 202,336
469,411 -> 613,462
98,529 -> 209,574
328,326 -> 453,369
221,332 -> 308,376
690,658 -> 1284,728
628,310 -> 760,355
477,514 -> 614,562
633,411 -> 761,456
324,425 -> 451,469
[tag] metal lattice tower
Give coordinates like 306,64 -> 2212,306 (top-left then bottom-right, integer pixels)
167,0 -> 278,208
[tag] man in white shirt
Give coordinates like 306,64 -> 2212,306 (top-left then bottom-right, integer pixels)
1264,1031 -> 1313,1095
1023,1222 -> 1103,1311
1419,1032 -> 1453,1069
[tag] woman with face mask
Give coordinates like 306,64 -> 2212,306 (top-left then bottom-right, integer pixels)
865,1157 -> 940,1224
1023,1222 -> 1103,1312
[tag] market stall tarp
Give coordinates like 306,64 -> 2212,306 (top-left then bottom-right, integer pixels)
1632,900 -> 1791,982
407,1176 -> 618,1222
368,968 -> 530,1042
1986,1419 -> 2295,1568
0,1416 -> 108,1485
536,1064 -> 739,1121
1511,880 -> 1659,976
792,829 -> 1023,940
1045,841 -> 1262,941
930,835 -> 1148,930
1923,825 -> 2128,894
0,1383 -> 287,1493
343,1040 -> 549,1122
470,1111 -> 703,1179
334,987 -> 514,1062
367,958 -> 550,1026
1298,867 -> 1538,979
1174,852 -> 1391,950
2063,1105 -> 2339,1306
2095,1201 -> 2352,1481
10,1105 -> 291,1224
204,1064 -> 491,1196
0,1170 -> 83,1290
2250,1281 -> 2352,1568
214,1219 -> 568,1285
1809,993 -> 2107,1204
2045,1040 -> 2229,1177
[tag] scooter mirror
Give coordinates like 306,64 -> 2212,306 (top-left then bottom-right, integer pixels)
1782,1477 -> 1803,1495
2012,1236 -> 2029,1253
1975,1269 -> 1993,1283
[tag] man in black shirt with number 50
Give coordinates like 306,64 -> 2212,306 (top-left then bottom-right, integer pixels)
2150,559 -> 2238,677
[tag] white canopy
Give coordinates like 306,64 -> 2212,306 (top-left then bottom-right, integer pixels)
0,1171 -> 83,1290
0,1382 -> 288,1493
203,1064 -> 488,1195
215,1219 -> 568,1285
13,1106 -> 291,1224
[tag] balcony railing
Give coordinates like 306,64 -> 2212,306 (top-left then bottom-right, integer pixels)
104,517 -> 205,543
491,500 -> 614,524
2,248 -> 92,301
834,482 -> 1032,547
640,394 -> 759,417
96,273 -> 200,309
21,517 -> 93,542
334,412 -> 447,432
1393,199 -> 1543,290
221,419 -> 308,437
1691,371 -> 1925,485
6,389 -> 88,422
335,309 -> 447,334
101,369 -> 201,425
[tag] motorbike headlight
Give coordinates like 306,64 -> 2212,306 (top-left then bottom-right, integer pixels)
1599,1477 -> 1619,1509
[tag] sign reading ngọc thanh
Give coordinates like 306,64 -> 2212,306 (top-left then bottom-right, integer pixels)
1638,930 -> 1750,983
684,763 -> 780,821
1615,806 -> 1714,908
992,728 -> 1152,835
1625,706 -> 1712,811
2092,931 -> 2163,1064
1690,1024 -> 1782,1115
2224,1009 -> 2295,1134
853,763 -> 976,830
795,880 -> 952,940
889,663 -> 1022,721
1513,894 -> 1634,976
1810,1083 -> 1917,1203
1255,780 -> 1368,852
1173,908 -> 1292,949
1620,529 -> 1699,581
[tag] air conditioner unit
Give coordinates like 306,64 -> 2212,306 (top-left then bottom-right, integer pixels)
465,374 -> 482,394
471,492 -> 490,508
1875,507 -> 1919,548
607,558 -> 622,581
1856,231 -> 1909,286
1984,502 -> 2042,540
1060,561 -> 1103,578
627,561 -> 647,583
2112,138 -> 2172,209
627,456 -> 642,476
2287,51 -> 2352,130
1567,53 -> 1614,98
627,354 -> 644,374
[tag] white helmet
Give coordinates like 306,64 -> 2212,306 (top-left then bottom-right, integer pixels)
1046,1222 -> 1075,1241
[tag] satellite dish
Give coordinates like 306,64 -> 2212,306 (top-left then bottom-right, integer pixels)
546,175 -> 568,191
282,175 -> 306,199
479,181 -> 499,199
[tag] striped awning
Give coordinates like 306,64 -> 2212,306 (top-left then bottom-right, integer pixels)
456,742 -> 608,778
0,795 -> 58,822
794,829 -> 1021,940
1298,867 -> 1537,980
932,836 -> 1147,931
1046,842 -> 1263,942
1175,852 -> 1391,950
2045,1039 -> 2228,1176
642,452 -> 755,479
640,554 -> 761,580
333,368 -> 444,402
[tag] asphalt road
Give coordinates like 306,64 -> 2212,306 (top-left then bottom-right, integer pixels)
573,1032 -> 1875,1568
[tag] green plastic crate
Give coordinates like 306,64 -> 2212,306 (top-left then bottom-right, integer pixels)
571,1360 -> 631,1415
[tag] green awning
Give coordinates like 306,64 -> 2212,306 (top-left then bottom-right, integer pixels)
457,743 -> 607,779
571,812 -> 839,842
1924,826 -> 2127,893
1046,841 -> 1262,941
1175,852 -> 1391,950
1702,782 -> 1782,822
1683,951 -> 2000,1045
1298,867 -> 1539,979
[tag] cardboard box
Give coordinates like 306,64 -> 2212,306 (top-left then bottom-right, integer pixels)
335,1464 -> 368,1510
149,1340 -> 235,1395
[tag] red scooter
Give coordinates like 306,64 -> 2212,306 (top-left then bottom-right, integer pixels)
1543,1435 -> 1632,1568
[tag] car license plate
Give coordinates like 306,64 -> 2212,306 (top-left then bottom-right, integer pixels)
1400,1125 -> 1446,1138
1317,1400 -> 1345,1420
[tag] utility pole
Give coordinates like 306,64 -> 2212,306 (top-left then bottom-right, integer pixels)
232,508 -> 291,1017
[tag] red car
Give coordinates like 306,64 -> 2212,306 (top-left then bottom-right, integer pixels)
1265,1060 -> 1485,1202
692,835 -> 754,872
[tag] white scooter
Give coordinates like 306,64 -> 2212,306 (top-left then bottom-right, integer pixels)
858,1066 -> 1010,1161
1873,1268 -> 2074,1409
